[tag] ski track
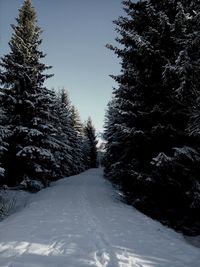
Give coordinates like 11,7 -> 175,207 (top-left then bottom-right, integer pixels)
0,168 -> 200,267
81,176 -> 120,267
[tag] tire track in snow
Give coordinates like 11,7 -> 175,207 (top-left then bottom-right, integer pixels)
80,179 -> 120,267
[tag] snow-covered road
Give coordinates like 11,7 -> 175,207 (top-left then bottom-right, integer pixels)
0,168 -> 199,267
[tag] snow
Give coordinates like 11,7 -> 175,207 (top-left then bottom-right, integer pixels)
173,146 -> 200,161
0,168 -> 199,267
151,152 -> 172,167
16,146 -> 53,160
0,167 -> 5,177
0,189 -> 30,220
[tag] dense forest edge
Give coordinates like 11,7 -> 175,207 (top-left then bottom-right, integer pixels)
104,0 -> 200,236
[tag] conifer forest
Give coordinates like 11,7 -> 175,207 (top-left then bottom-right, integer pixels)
0,0 -> 98,189
0,1 -> 200,266
104,0 -> 200,235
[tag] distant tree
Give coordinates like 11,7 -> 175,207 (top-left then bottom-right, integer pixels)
53,89 -> 75,177
70,106 -> 86,173
60,88 -> 71,107
105,0 -> 200,234
84,117 -> 98,168
0,0 -> 58,187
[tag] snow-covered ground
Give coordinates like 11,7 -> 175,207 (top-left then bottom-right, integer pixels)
0,168 -> 199,267
0,189 -> 31,220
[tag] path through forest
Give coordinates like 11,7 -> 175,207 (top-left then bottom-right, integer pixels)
0,169 -> 199,267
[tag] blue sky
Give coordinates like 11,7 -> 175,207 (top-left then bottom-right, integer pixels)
0,0 -> 123,132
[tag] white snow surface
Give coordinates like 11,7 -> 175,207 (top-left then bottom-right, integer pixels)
0,168 -> 199,267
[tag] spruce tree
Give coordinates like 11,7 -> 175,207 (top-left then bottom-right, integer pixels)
84,117 -> 98,168
0,0 -> 58,188
105,0 -> 200,234
70,106 -> 86,173
52,89 -> 75,177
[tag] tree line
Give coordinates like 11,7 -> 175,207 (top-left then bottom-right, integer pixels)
0,0 -> 98,192
104,0 -> 200,235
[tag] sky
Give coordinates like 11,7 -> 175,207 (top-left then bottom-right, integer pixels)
0,0 -> 123,132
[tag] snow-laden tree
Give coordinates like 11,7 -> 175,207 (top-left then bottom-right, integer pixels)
70,106 -> 86,173
104,97 -> 128,185
105,0 -> 200,234
151,0 -> 200,225
0,0 -> 58,187
0,87 -> 11,183
52,89 -> 75,177
84,117 -> 98,168
105,0 -> 173,193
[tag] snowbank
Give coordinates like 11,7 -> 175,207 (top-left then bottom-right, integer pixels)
0,189 -> 31,220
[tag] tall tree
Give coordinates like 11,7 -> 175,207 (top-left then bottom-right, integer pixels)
52,89 -> 75,177
0,0 -> 58,187
105,0 -> 200,234
84,117 -> 98,168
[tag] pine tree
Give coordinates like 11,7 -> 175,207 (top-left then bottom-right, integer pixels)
84,117 -> 98,168
0,0 -> 58,188
105,0 -> 200,234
